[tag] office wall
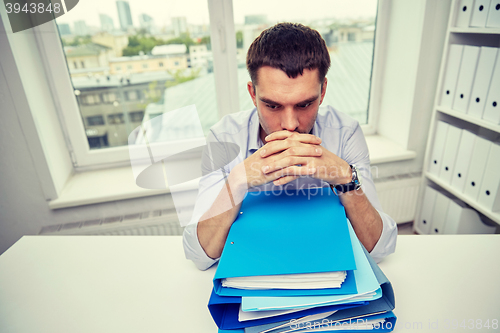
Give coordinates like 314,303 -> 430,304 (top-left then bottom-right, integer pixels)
0,0 -> 451,254
371,0 -> 451,181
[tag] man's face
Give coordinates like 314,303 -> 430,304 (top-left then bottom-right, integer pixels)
247,66 -> 327,144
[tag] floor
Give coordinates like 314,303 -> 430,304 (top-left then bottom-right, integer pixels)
397,222 -> 417,235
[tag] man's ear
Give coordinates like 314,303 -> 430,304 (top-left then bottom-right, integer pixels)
247,81 -> 257,107
319,78 -> 327,105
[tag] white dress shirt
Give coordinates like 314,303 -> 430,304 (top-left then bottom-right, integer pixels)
183,106 -> 397,270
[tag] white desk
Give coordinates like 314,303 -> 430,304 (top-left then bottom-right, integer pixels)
0,235 -> 499,333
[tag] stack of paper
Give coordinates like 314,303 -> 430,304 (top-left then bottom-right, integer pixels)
207,187 -> 397,333
222,271 -> 347,290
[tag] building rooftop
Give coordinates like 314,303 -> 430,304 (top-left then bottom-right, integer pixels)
71,71 -> 173,90
64,43 -> 112,57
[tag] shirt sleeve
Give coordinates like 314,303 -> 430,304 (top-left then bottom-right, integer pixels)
182,131 -> 244,270
341,122 -> 397,262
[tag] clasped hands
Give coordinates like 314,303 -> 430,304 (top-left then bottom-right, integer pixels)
242,130 -> 352,188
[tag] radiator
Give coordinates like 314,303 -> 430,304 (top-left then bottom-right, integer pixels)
40,177 -> 420,236
39,209 -> 184,236
374,177 -> 421,224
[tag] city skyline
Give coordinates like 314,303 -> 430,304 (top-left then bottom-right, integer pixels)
57,0 -> 376,30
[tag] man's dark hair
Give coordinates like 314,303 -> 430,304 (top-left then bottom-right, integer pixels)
246,22 -> 331,85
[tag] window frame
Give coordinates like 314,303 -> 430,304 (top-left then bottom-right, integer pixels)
34,0 -> 384,169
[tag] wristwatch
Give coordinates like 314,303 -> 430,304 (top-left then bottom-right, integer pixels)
331,164 -> 362,195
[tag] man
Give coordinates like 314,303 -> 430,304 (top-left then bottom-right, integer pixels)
183,23 -> 397,270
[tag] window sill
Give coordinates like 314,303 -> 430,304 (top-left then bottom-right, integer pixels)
366,134 -> 417,164
49,135 -> 416,210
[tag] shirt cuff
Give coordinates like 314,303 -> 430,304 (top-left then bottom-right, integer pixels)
369,209 -> 398,263
182,223 -> 220,271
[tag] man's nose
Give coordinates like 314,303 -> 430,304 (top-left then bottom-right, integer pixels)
281,108 -> 299,132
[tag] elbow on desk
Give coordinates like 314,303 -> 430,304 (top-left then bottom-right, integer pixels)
182,223 -> 220,271
369,213 -> 398,264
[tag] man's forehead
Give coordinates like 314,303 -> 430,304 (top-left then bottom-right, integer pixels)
254,66 -> 321,86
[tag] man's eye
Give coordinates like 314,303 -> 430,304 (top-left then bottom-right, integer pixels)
298,103 -> 312,108
266,104 -> 279,110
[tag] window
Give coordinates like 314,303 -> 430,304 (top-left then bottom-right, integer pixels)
81,61 -> 85,68
108,113 -> 125,124
39,0 -> 381,168
233,0 -> 378,125
128,90 -> 138,100
129,111 -> 145,123
87,115 -> 105,126
81,94 -> 100,105
51,0 -> 219,167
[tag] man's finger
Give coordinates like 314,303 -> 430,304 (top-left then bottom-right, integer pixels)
263,156 -> 316,174
261,139 -> 321,158
267,165 -> 316,180
265,130 -> 321,144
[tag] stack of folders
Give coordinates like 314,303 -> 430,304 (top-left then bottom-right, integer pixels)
417,186 -> 497,235
207,187 -> 397,333
440,44 -> 500,125
428,121 -> 500,213
455,0 -> 500,29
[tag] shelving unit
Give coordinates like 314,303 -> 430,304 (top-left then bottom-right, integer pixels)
414,0 -> 500,234
436,106 -> 500,133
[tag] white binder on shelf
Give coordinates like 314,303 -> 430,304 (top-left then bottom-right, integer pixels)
486,0 -> 500,27
470,0 -> 492,27
453,46 -> 481,113
482,51 -> 500,124
430,191 -> 451,234
451,130 -> 477,192
477,142 -> 500,211
438,125 -> 462,184
417,186 -> 439,234
440,44 -> 464,108
444,199 -> 496,234
463,136 -> 492,200
456,0 -> 475,27
428,121 -> 450,176
467,47 -> 498,119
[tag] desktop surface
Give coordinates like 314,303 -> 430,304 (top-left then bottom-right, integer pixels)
0,235 -> 499,332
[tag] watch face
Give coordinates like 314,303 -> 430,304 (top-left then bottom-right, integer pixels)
351,165 -> 362,189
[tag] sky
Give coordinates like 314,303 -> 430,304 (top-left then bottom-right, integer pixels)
57,0 -> 377,28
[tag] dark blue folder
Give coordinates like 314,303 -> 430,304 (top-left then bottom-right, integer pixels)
208,291 -> 367,330
243,245 -> 396,333
217,311 -> 397,333
213,187 -> 357,297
